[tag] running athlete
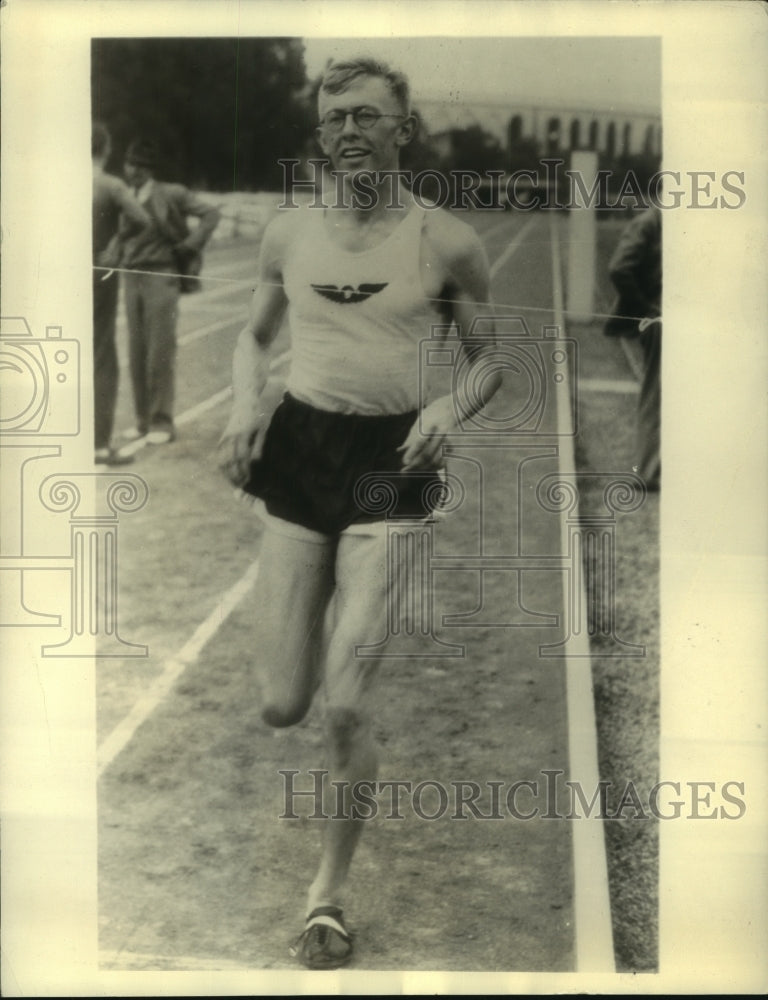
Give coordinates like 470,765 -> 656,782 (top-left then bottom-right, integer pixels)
218,57 -> 500,969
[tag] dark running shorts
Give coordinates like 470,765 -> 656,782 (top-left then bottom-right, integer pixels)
242,393 -> 444,536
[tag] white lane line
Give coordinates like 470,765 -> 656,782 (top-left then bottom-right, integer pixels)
99,950 -> 254,971
579,377 -> 639,394
115,393 -> 231,454
549,211 -> 616,973
97,559 -> 261,777
618,335 -> 644,381
489,215 -> 539,279
178,315 -> 243,347
115,264 -> 255,332
175,386 -> 233,426
117,312 -> 242,360
116,348 -> 292,453
178,301 -> 239,316
102,344 -> 292,765
482,213 -> 528,253
185,275 -> 255,306
132,216 -> 531,352
116,436 -> 148,457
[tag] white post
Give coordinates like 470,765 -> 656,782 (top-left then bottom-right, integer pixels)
566,150 -> 598,322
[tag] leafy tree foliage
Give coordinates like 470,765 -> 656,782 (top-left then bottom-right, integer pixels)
443,125 -> 508,173
91,38 -> 314,190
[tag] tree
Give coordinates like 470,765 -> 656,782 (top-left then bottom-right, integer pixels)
444,125 -> 508,173
91,38 -> 314,190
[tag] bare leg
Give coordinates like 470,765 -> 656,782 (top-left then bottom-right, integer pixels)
306,529 -> 392,914
254,526 -> 336,728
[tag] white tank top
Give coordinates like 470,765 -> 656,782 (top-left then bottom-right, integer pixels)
283,203 -> 442,415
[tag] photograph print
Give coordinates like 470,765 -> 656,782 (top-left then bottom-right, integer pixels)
90,33 -> 665,975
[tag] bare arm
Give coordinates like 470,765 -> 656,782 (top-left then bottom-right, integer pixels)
400,220 -> 499,470
218,218 -> 289,486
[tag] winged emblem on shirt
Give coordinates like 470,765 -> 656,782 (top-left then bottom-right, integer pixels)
311,282 -> 389,304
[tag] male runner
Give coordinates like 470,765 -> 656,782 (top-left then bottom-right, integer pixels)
218,57 -> 500,968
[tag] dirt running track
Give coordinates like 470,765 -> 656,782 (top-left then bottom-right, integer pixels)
96,209 -> 617,973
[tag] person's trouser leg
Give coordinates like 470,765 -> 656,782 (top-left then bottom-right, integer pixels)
143,273 -> 180,433
93,273 -> 119,450
636,324 -> 661,489
124,272 -> 149,434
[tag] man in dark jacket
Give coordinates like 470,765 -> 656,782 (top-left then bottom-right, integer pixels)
120,139 -> 220,444
92,123 -> 151,464
605,205 -> 662,490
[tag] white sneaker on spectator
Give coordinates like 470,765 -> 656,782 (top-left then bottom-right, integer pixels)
123,427 -> 147,441
146,429 -> 173,445
95,447 -> 135,466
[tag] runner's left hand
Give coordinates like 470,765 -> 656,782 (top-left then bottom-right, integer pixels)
398,396 -> 458,471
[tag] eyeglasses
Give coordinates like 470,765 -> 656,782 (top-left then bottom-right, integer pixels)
318,106 -> 405,132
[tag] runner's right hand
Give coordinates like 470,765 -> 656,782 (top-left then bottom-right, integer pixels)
217,414 -> 267,488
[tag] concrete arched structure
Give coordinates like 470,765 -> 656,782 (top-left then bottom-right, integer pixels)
418,97 -> 661,160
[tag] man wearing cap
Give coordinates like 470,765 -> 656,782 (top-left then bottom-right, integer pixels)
92,122 -> 151,465
120,139 -> 220,444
